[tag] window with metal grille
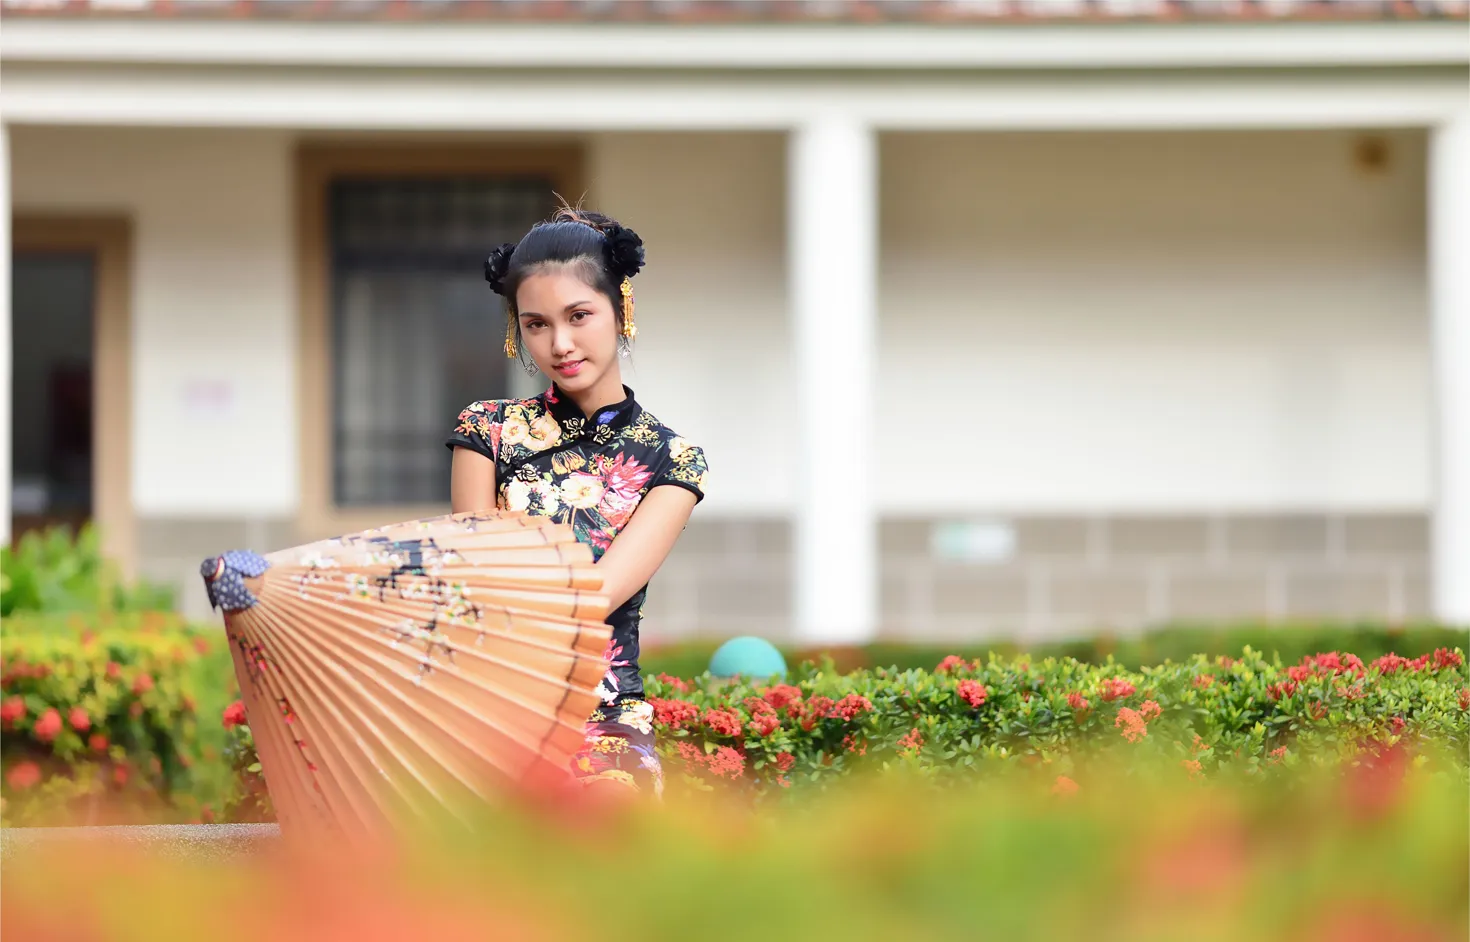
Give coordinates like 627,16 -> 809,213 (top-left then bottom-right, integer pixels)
330,177 -> 554,505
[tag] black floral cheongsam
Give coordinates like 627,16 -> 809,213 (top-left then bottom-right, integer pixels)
446,384 -> 708,796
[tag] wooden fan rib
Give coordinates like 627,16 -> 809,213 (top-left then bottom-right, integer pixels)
232,607 -> 408,835
283,581 -> 611,686
224,617 -> 347,837
264,606 -> 569,792
274,562 -> 604,594
265,581 -> 610,719
264,513 -> 581,566
273,582 -> 611,737
256,582 -> 584,785
278,569 -> 609,624
288,540 -> 595,566
242,604 -> 481,826
224,624 -> 315,835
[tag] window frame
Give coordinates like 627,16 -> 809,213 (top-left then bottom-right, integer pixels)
296,141 -> 585,539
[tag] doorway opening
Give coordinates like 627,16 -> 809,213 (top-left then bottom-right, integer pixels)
11,250 -> 95,539
9,217 -> 133,575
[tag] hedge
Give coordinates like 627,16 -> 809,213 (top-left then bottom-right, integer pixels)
6,605 -> 1468,823
641,621 -> 1469,678
644,645 -> 1470,796
1,525 -> 174,617
0,612 -> 238,825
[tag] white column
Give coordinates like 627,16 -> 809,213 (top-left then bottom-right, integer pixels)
788,115 -> 879,644
0,123 -> 10,546
1430,111 -> 1470,626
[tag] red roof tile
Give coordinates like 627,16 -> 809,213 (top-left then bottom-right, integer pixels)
2,0 -> 1466,24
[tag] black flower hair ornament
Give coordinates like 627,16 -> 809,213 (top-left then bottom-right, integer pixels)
484,242 -> 517,297
603,225 -> 646,282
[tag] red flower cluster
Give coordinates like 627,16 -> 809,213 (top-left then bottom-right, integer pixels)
655,673 -> 691,693
33,707 -> 62,744
1180,759 -> 1203,780
842,733 -> 868,755
0,696 -> 25,728
762,684 -> 803,712
828,693 -> 873,721
703,708 -> 743,738
1115,708 -> 1148,743
1267,680 -> 1299,701
1114,700 -> 1164,743
773,752 -> 795,773
1066,692 -> 1091,715
672,740 -> 744,779
89,732 -> 110,753
68,706 -> 91,732
748,712 -> 780,737
956,680 -> 988,709
221,700 -> 247,730
798,696 -> 834,732
1099,678 -> 1136,702
935,655 -> 970,673
6,760 -> 42,791
1371,648 -> 1464,675
1193,674 -> 1216,689
1460,688 -> 1470,712
705,746 -> 745,779
1435,648 -> 1465,670
131,673 -> 155,695
1051,775 -> 1079,797
649,697 -> 699,731
896,728 -> 924,756
0,663 -> 51,685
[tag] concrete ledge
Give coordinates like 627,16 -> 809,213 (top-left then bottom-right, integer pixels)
0,823 -> 281,862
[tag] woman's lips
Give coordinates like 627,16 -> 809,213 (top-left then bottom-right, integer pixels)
553,359 -> 584,376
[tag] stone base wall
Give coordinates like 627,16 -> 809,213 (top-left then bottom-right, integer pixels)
140,513 -> 1431,641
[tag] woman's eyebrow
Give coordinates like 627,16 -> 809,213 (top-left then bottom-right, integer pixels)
562,300 -> 595,312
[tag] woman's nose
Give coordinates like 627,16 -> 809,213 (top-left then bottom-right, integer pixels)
550,326 -> 576,355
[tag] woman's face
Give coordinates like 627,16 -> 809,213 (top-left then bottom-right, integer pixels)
515,267 -> 621,396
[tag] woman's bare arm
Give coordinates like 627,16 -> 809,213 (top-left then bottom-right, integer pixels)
450,447 -> 498,513
594,486 -> 697,611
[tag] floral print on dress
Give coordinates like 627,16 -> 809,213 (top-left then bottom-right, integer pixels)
447,384 -> 706,795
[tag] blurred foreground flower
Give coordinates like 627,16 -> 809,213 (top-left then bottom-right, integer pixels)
1,749 -> 1465,942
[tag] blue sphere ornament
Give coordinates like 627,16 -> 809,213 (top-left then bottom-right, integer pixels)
709,636 -> 788,682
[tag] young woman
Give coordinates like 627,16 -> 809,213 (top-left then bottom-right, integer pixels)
446,207 -> 708,799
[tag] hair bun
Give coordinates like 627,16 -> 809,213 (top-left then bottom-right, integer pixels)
484,242 -> 516,296
603,225 -> 646,281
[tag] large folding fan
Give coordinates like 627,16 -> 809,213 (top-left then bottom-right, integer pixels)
200,510 -> 613,843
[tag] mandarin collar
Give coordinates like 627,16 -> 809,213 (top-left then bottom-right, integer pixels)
543,383 -> 640,439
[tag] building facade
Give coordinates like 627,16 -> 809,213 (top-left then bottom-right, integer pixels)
2,0 -> 1468,644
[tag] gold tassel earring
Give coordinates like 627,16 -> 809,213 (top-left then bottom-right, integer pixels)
503,304 -> 518,359
620,278 -> 637,341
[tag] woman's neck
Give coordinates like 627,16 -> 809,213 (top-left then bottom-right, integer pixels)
564,368 -> 627,419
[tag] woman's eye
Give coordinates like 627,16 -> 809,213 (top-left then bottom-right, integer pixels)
524,321 -> 545,331
570,311 -> 590,322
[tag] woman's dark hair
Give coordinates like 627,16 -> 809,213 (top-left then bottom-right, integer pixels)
483,206 -> 645,351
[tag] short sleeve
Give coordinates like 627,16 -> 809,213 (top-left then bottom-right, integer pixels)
652,437 -> 708,504
445,400 -> 503,463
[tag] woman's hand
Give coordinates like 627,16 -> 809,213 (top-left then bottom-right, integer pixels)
595,486 -> 697,611
450,447 -> 497,513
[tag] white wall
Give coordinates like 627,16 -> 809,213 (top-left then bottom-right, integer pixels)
10,126 -> 1431,520
880,129 -> 1432,513
589,131 -> 792,515
11,126 -> 298,517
